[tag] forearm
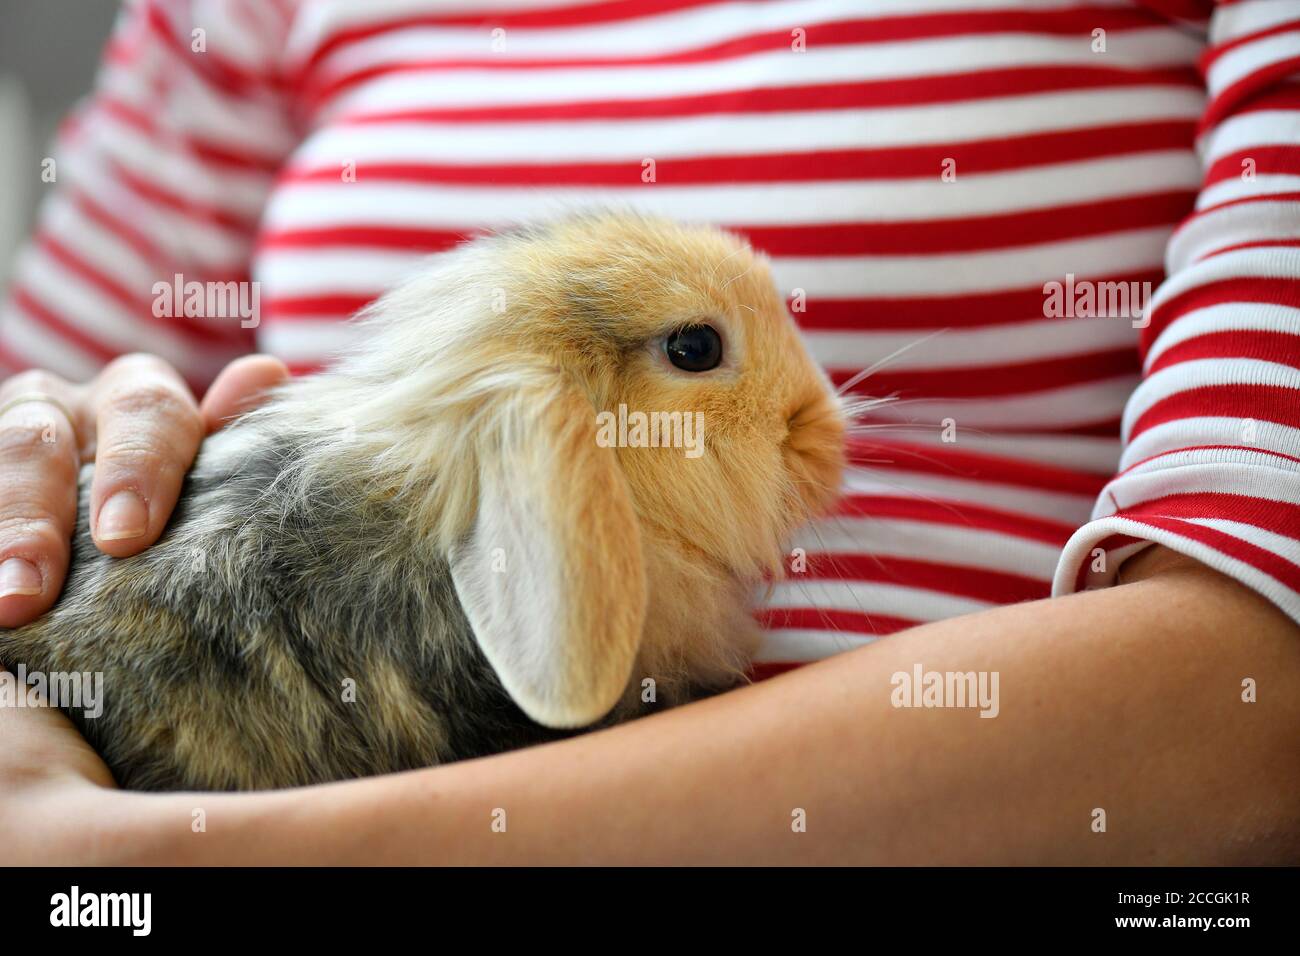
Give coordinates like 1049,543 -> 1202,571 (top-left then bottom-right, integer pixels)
99,549 -> 1300,865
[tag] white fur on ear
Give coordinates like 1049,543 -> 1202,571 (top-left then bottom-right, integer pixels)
448,376 -> 647,728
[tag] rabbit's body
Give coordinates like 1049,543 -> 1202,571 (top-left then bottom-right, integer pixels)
2,422 -> 580,790
0,215 -> 845,791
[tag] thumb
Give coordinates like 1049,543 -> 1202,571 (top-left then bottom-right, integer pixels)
199,355 -> 290,433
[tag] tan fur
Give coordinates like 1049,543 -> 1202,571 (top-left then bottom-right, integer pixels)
253,213 -> 846,712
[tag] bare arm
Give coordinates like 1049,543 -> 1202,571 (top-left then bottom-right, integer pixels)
8,545 -> 1297,865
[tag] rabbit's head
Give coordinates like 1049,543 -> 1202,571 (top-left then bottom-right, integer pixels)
289,213 -> 845,728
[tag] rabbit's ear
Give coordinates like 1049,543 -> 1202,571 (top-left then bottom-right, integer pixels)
448,374 -> 646,728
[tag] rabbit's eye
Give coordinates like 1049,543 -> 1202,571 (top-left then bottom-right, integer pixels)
665,325 -> 722,372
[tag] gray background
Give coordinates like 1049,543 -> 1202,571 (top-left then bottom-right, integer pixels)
0,0 -> 119,286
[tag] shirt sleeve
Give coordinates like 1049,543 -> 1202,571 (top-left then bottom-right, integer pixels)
0,0 -> 299,393
1054,0 -> 1300,622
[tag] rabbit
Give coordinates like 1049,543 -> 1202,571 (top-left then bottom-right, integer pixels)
0,213 -> 846,791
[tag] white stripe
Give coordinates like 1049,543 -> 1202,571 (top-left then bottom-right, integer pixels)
326,32 -> 1198,117
756,628 -> 877,662
1187,516 -> 1300,558
842,466 -> 1096,523
265,154 -> 1197,230
43,194 -> 159,295
303,0 -> 871,68
766,578 -> 991,621
65,149 -> 250,266
1170,196 -> 1300,268
258,248 -> 431,296
101,65 -> 296,157
858,376 -> 1138,431
1213,1 -> 1300,42
0,303 -> 101,382
899,429 -> 1122,473
1054,515 -> 1300,622
1097,461 -> 1300,519
796,514 -> 1064,577
1122,416 -> 1300,470
1197,174 -> 1300,211
1205,30 -> 1300,102
1142,302 -> 1300,371
1145,246 -> 1300,334
300,0 -> 1148,74
1199,109 -> 1300,166
257,319 -> 363,363
94,111 -> 271,213
1122,358 -> 1300,441
783,231 -> 1167,296
299,90 -> 1203,164
1117,443 -> 1300,478
807,316 -> 1137,371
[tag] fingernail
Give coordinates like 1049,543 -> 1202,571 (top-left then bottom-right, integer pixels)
0,557 -> 43,598
97,490 -> 149,541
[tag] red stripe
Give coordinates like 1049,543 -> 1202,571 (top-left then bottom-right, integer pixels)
308,6 -> 1166,104
143,0 -> 286,97
1141,277 -> 1300,357
746,661 -> 806,681
1146,329 -> 1300,375
283,123 -> 1193,192
833,347 -> 1140,399
257,225 -> 474,254
1116,443 -> 1300,478
1180,190 -> 1300,225
9,285 -> 119,364
836,493 -> 1077,544
1114,512 -> 1300,591
1120,491 -> 1300,537
306,2 -> 1167,79
846,438 -> 1109,495
0,340 -> 30,377
795,269 -> 1166,332
1134,0 -> 1207,23
340,66 -> 1199,124
1229,78 -> 1300,117
755,606 -> 916,636
262,294 -> 377,319
1202,53 -> 1300,131
1200,17 -> 1300,70
258,189 -> 1188,261
98,95 -> 284,174
260,281 -> 1162,333
309,17 -> 878,106
1053,417 -> 1126,438
805,552 -> 1050,604
1071,531 -> 1146,589
1131,384 -> 1300,440
1204,144 -> 1300,187
259,191 -> 1188,260
67,187 -> 164,266
34,233 -> 245,347
108,159 -> 256,234
1198,238 -> 1300,261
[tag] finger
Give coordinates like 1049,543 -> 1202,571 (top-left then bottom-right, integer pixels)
199,354 -> 289,432
0,371 -> 82,627
87,354 -> 205,558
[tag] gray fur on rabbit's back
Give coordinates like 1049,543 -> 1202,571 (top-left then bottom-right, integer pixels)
0,421 -> 574,791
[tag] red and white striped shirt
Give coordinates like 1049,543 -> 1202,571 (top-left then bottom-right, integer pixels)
3,0 -> 1299,671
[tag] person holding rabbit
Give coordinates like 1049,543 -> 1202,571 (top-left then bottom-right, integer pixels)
0,0 -> 1297,863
